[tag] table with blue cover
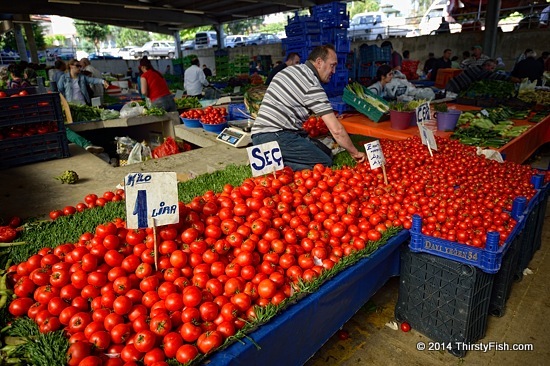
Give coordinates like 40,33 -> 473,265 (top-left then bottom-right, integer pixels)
207,230 -> 410,366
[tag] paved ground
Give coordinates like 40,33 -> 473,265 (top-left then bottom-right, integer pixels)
1,132 -> 549,365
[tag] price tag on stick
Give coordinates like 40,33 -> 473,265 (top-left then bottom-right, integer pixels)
125,172 -> 179,229
415,101 -> 431,125
175,90 -> 184,99
364,140 -> 388,184
246,141 -> 284,177
418,123 -> 438,156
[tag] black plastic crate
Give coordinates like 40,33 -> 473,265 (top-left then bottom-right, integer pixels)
0,93 -> 64,130
395,248 -> 494,357
515,196 -> 543,280
533,189 -> 548,252
0,130 -> 70,169
488,231 -> 522,317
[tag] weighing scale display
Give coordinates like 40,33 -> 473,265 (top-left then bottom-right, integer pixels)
216,127 -> 252,148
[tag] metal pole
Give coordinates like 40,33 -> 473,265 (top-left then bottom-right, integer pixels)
483,0 -> 501,58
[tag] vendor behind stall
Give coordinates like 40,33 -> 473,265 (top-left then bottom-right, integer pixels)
251,45 -> 366,171
445,59 -> 509,93
139,57 -> 177,112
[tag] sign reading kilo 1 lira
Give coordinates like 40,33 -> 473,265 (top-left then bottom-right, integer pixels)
364,140 -> 386,170
415,101 -> 431,125
124,172 -> 179,229
246,141 -> 284,177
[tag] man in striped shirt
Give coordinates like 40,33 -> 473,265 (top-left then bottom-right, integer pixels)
446,59 -> 509,94
251,45 -> 366,171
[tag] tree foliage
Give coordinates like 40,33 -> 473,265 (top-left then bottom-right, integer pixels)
115,27 -> 151,47
0,23 -> 46,51
74,21 -> 109,52
348,0 -> 380,18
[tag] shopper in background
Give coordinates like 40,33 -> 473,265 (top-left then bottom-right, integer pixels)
460,45 -> 490,69
436,17 -> 451,34
537,51 -> 549,69
184,57 -> 208,98
202,64 -> 212,77
57,59 -> 108,105
139,57 -> 177,112
7,64 -> 30,89
403,50 -> 410,60
23,67 -> 37,86
367,64 -> 393,98
79,58 -> 104,102
510,50 -> 545,85
251,45 -> 366,171
265,52 -> 300,86
451,56 -> 460,69
48,59 -> 66,92
381,40 -> 402,72
429,49 -> 452,81
164,65 -> 171,75
423,52 -> 436,76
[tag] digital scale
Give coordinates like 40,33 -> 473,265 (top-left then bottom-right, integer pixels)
216,119 -> 254,148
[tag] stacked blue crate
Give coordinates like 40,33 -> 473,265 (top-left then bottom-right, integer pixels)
282,13 -> 322,61
312,2 -> 351,97
356,44 -> 392,83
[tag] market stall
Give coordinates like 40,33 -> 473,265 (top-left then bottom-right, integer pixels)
340,105 -> 550,164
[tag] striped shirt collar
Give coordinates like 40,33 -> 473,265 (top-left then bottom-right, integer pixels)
305,60 -> 321,83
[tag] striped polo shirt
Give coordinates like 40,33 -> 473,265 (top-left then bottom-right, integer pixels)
251,61 -> 334,135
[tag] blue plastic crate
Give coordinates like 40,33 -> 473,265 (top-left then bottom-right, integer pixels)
329,96 -> 353,114
228,103 -> 251,120
283,34 -> 322,48
0,93 -> 64,130
0,130 -> 69,169
359,44 -> 391,62
395,247 -> 494,357
285,21 -> 321,37
312,2 -> 349,28
409,196 -> 526,274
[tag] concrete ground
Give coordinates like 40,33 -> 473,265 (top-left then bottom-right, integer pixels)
1,124 -> 548,365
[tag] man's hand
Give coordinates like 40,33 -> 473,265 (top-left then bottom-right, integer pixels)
351,151 -> 367,164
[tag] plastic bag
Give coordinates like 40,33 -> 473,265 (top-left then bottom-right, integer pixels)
101,109 -> 120,121
115,136 -> 137,155
120,102 -> 145,118
127,141 -> 153,165
152,137 -> 179,159
386,78 -> 413,99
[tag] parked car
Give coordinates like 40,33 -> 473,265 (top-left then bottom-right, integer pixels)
88,52 -> 123,60
195,31 -> 218,49
117,46 -> 138,59
181,40 -> 195,50
133,41 -> 176,59
225,35 -> 248,48
245,33 -> 280,46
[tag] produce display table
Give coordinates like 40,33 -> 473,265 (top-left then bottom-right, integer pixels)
208,230 -> 409,366
340,104 -> 550,164
67,113 -> 178,141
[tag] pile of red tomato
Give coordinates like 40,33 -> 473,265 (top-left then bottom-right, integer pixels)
49,190 -> 126,221
179,110 -> 201,120
0,121 -> 59,141
303,116 -> 329,138
5,135 -> 545,365
199,106 -> 227,125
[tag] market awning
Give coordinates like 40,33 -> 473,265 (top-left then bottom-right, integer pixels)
0,0 -> 343,35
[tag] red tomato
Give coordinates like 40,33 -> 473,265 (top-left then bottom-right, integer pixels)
400,322 -> 411,332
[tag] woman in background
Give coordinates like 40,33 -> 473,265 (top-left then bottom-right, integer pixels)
139,57 -> 176,112
367,64 -> 393,99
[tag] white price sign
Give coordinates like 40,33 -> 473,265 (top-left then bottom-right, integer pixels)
418,123 -> 438,151
175,90 -> 184,99
246,141 -> 284,177
91,97 -> 101,107
415,101 -> 431,125
125,172 -> 179,229
364,140 -> 386,170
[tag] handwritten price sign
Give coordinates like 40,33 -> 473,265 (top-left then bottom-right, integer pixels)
364,140 -> 386,170
415,101 -> 431,125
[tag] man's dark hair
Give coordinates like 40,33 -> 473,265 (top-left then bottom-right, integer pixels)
191,58 -> 200,66
443,49 -> 451,53
307,45 -> 335,62
482,59 -> 497,67
381,40 -> 393,49
403,50 -> 410,59
286,52 -> 299,61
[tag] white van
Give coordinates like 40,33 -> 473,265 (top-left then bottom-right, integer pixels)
348,12 -> 410,41
417,0 -> 462,36
195,31 -> 218,49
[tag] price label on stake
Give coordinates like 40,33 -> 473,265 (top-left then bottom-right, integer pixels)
175,90 -> 184,99
418,123 -> 438,151
246,141 -> 284,177
415,101 -> 431,125
364,140 -> 386,170
125,172 -> 179,229
91,97 -> 101,107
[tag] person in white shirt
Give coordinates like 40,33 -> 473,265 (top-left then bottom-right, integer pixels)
184,58 -> 208,97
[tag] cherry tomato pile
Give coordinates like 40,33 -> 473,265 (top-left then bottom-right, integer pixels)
49,190 -> 126,221
0,90 -> 28,98
199,106 -> 227,125
4,135 -> 546,365
0,121 -> 59,141
179,110 -> 202,120
0,216 -> 21,243
303,116 -> 329,138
